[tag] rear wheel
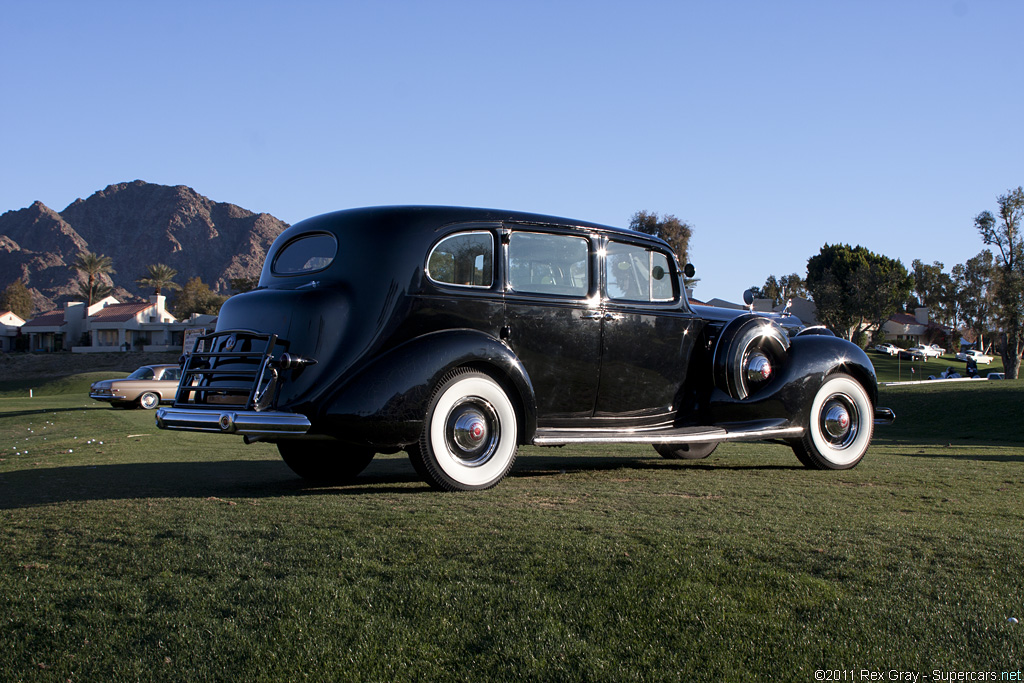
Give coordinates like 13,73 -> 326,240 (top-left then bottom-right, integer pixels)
654,442 -> 718,460
410,367 -> 518,491
278,441 -> 375,483
791,373 -> 873,470
137,392 -> 160,410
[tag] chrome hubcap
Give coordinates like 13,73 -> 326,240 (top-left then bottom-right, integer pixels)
746,353 -> 773,383
820,394 -> 858,449
445,398 -> 500,467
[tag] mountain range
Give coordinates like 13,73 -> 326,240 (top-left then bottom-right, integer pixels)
0,181 -> 290,315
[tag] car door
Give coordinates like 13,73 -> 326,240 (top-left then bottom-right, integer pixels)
501,229 -> 603,424
594,238 -> 700,421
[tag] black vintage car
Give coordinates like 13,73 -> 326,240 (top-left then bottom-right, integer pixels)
156,206 -> 893,490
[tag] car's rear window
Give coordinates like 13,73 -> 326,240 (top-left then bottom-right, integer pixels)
127,367 -> 155,380
427,232 -> 493,287
272,233 -> 338,275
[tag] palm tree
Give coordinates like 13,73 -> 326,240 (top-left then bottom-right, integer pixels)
73,251 -> 116,305
136,263 -> 181,296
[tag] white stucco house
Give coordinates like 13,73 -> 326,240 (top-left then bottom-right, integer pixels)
882,308 -> 949,345
1,310 -> 25,352
21,296 -> 119,352
21,295 -> 214,353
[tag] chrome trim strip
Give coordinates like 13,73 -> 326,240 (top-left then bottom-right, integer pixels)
155,407 -> 311,437
532,426 -> 803,446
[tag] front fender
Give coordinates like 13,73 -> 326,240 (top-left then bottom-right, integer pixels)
706,335 -> 878,426
317,330 -> 537,448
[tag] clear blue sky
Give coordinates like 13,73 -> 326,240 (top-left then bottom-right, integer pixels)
2,0 -> 1022,301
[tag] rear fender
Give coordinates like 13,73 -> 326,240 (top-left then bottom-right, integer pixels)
318,330 -> 537,448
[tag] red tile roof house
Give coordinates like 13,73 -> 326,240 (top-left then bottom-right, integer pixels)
74,295 -> 179,353
21,296 -> 118,352
882,308 -> 949,345
1,310 -> 26,352
22,295 -> 185,353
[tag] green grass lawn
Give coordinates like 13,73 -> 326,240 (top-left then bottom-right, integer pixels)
868,350 -> 1005,384
0,376 -> 1021,681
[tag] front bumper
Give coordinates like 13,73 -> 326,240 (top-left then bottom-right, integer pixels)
874,406 -> 896,426
155,407 -> 311,438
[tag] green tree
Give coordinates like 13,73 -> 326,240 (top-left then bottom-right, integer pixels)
975,186 -> 1024,379
1,279 -> 34,320
136,263 -> 181,296
910,259 -> 956,329
72,251 -> 115,305
629,211 -> 693,264
806,244 -> 912,341
229,277 -> 259,294
749,273 -> 807,306
951,251 -> 995,353
170,277 -> 227,318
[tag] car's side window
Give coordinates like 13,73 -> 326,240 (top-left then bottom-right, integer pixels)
508,232 -> 589,297
606,242 -> 676,302
427,232 -> 494,287
162,368 -> 181,381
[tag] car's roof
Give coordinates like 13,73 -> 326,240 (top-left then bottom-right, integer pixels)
260,206 -> 676,292
287,205 -> 667,245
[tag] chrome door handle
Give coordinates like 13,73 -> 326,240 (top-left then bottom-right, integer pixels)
581,311 -> 623,321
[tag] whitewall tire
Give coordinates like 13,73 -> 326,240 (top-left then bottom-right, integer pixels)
411,368 -> 519,491
792,373 -> 873,470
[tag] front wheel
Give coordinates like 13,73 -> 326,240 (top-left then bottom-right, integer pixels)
654,442 -> 718,460
278,441 -> 375,483
791,373 -> 873,470
410,368 -> 519,491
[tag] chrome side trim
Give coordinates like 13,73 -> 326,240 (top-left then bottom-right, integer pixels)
532,425 -> 803,446
156,407 -> 311,437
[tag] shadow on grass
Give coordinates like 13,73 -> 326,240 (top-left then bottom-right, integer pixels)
512,453 -> 803,478
0,406 -> 111,419
0,452 -> 801,508
874,440 -> 1024,463
0,457 -> 431,509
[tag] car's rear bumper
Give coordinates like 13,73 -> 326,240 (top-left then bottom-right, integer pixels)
155,407 -> 311,437
90,392 -> 126,402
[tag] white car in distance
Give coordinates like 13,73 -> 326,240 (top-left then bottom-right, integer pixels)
956,349 -> 994,364
908,345 -> 941,358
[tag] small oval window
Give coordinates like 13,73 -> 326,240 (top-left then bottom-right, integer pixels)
272,233 -> 338,275
426,232 -> 493,287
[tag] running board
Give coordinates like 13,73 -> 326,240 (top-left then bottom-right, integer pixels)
532,425 -> 804,446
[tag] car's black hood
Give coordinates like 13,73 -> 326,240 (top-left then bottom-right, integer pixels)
691,304 -> 805,336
